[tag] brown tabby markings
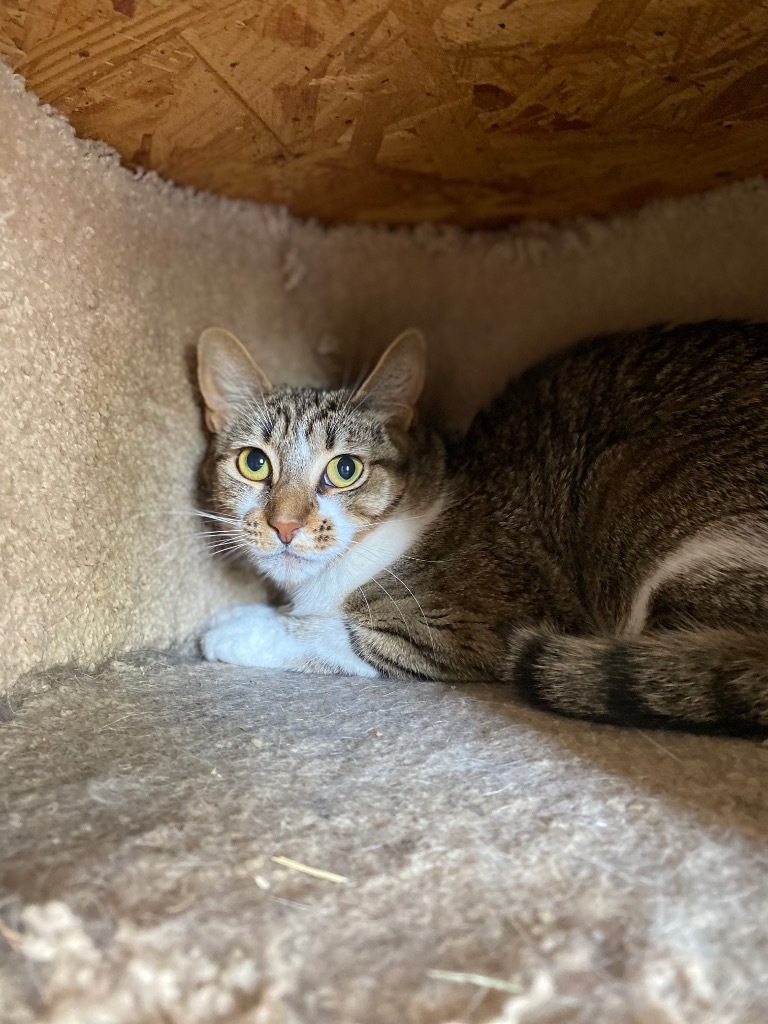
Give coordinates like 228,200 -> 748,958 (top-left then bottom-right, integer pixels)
197,321 -> 768,733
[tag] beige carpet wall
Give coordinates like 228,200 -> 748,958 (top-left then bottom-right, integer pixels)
3,62 -> 768,696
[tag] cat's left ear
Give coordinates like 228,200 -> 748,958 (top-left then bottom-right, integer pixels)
354,329 -> 426,430
197,327 -> 271,432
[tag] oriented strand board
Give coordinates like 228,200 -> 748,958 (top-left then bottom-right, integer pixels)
2,0 -> 768,225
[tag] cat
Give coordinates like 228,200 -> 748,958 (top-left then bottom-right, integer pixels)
196,321 -> 768,732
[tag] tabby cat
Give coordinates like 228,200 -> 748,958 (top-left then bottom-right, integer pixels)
197,321 -> 768,731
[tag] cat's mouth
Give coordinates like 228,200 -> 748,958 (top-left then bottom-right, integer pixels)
256,545 -> 329,585
251,544 -> 334,582
273,547 -> 322,564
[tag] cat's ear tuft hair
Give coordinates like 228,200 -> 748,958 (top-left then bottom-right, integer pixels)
354,329 -> 426,430
197,327 -> 272,432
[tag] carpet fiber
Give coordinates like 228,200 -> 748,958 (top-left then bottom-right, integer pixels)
3,657 -> 768,1023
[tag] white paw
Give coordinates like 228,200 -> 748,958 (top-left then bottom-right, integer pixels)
201,603 -> 293,668
207,603 -> 274,628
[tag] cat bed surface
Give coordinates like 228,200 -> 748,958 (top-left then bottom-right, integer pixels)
3,655 -> 768,1023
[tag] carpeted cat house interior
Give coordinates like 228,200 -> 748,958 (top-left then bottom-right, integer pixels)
4,9 -> 768,1021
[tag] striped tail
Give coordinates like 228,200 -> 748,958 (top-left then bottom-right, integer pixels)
504,626 -> 768,732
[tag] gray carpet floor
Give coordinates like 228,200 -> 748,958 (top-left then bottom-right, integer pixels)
2,656 -> 768,1023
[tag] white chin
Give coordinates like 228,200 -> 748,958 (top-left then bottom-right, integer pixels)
256,549 -> 326,588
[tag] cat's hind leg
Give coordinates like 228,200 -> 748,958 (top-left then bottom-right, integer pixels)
500,515 -> 768,731
624,514 -> 768,635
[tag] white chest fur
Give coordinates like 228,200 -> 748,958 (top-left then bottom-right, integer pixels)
291,496 -> 444,616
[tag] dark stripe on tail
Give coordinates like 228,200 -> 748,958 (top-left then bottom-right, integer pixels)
505,627 -> 768,735
603,645 -> 671,728
711,666 -> 754,731
512,634 -> 552,712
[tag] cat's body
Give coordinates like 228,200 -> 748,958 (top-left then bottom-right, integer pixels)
198,321 -> 768,731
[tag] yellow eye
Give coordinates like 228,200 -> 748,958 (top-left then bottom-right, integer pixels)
324,455 -> 364,488
237,447 -> 271,482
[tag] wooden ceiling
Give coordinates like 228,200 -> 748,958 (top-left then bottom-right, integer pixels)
2,1 -> 768,226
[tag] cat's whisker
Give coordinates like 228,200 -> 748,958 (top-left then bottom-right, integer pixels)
205,535 -> 246,550
381,566 -> 439,668
329,393 -> 356,434
123,533 -> 229,564
194,530 -> 243,540
344,540 -> 438,667
191,508 -> 242,525
199,526 -> 245,542
341,392 -> 375,421
105,509 -> 212,532
126,515 -> 247,558
127,508 -> 244,529
213,382 -> 269,406
340,362 -> 371,393
356,585 -> 375,630
398,554 -> 448,565
329,365 -> 374,430
337,557 -> 375,630
125,507 -> 238,521
204,535 -> 249,556
369,577 -> 414,641
389,510 -> 443,524
208,545 -> 248,561
383,487 -> 480,526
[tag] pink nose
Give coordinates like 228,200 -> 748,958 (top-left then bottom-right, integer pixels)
270,519 -> 302,545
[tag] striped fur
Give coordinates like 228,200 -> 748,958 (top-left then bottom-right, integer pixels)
506,626 -> 768,731
198,321 -> 768,733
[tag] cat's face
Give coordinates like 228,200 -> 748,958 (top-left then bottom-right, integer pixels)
197,328 -> 428,591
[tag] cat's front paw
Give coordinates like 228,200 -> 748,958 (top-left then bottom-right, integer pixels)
206,603 -> 275,629
200,603 -> 290,667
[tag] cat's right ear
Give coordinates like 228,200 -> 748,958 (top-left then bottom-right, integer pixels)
354,328 -> 426,430
197,327 -> 271,433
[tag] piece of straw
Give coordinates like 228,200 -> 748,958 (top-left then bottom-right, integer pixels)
426,969 -> 522,993
271,855 -> 350,884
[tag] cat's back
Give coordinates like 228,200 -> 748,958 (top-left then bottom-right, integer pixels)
463,319 -> 768,462
435,320 -> 768,632
450,320 -> 768,587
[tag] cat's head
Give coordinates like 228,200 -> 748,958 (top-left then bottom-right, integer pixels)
197,327 -> 440,591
